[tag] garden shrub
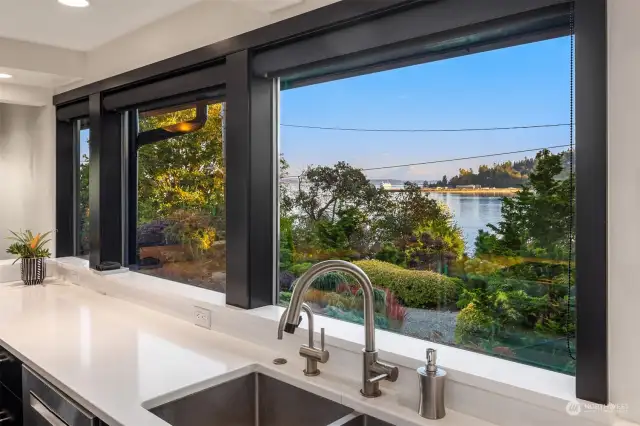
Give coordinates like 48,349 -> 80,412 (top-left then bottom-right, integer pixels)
137,219 -> 177,247
374,242 -> 406,266
163,210 -> 218,259
384,289 -> 408,321
311,271 -> 349,292
279,271 -> 296,292
355,287 -> 387,313
454,302 -> 494,344
290,262 -> 314,277
353,260 -> 457,308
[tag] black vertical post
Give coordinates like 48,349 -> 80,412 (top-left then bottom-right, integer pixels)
126,111 -> 139,267
56,119 -> 76,257
575,0 -> 608,404
226,50 -> 275,309
89,93 -> 123,268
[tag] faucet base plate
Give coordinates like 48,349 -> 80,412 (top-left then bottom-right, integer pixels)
360,389 -> 382,398
304,369 -> 321,377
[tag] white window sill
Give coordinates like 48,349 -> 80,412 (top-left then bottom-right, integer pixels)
52,257 -> 619,425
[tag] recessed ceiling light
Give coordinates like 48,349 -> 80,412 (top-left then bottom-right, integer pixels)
58,0 -> 90,7
0,74 -> 12,79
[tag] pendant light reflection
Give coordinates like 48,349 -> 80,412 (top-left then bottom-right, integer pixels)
58,0 -> 90,7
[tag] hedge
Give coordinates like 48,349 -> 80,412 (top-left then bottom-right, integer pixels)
353,260 -> 457,308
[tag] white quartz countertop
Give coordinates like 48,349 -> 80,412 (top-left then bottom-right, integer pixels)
0,280 -> 493,426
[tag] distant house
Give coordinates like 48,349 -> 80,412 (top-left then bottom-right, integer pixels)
456,184 -> 482,189
380,182 -> 393,190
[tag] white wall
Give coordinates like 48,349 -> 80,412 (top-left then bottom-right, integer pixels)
0,103 -> 56,260
0,83 -> 52,107
608,0 -> 640,423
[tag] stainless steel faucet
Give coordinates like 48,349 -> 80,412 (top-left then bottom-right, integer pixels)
277,260 -> 399,397
278,303 -> 329,376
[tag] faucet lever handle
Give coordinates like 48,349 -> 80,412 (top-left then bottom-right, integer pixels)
367,373 -> 389,384
320,328 -> 325,351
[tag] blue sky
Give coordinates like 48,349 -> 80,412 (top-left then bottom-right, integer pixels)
280,36 -> 572,181
80,128 -> 90,162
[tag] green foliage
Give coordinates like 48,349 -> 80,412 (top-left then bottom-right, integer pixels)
474,149 -> 574,259
315,207 -> 368,251
279,216 -> 295,271
279,291 -> 292,304
377,182 -> 454,245
454,264 -> 574,345
290,262 -> 313,277
375,242 -> 406,266
294,161 -> 388,223
137,104 -> 225,225
79,154 -> 90,254
463,258 -> 502,276
466,149 -> 576,355
311,271 -> 349,292
355,287 -> 387,313
403,213 -> 465,272
354,260 -> 457,308
279,155 -> 294,216
6,230 -> 53,263
162,209 -> 218,260
287,165 -> 463,262
455,303 -> 494,344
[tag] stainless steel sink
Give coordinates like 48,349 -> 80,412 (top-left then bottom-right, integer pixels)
331,413 -> 394,426
149,373 -> 355,426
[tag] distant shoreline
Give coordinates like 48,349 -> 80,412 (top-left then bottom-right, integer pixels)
386,187 -> 520,195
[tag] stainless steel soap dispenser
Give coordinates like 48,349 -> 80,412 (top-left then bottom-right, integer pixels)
417,348 -> 446,420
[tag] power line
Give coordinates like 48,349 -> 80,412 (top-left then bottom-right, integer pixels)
280,123 -> 571,133
284,144 -> 570,178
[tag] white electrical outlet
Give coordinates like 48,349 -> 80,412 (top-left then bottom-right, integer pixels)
194,306 -> 212,329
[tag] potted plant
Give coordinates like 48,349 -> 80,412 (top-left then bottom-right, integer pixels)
6,230 -> 52,285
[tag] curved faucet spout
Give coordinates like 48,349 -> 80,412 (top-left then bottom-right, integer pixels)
278,303 -> 314,345
284,260 -> 376,352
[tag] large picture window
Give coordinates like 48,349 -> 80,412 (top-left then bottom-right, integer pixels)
133,101 -> 227,293
278,36 -> 576,374
54,0 -> 607,404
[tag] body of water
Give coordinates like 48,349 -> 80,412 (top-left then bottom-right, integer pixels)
428,193 -> 504,255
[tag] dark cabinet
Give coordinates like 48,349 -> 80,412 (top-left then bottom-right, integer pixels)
0,383 -> 22,426
0,347 -> 22,426
0,346 -> 109,426
0,349 -> 22,399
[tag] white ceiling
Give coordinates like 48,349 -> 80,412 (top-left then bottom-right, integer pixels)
0,67 -> 81,89
0,0 -> 207,51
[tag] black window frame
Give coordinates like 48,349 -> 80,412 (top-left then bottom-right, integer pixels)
124,95 -> 228,278
56,101 -> 89,258
54,0 -> 607,404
